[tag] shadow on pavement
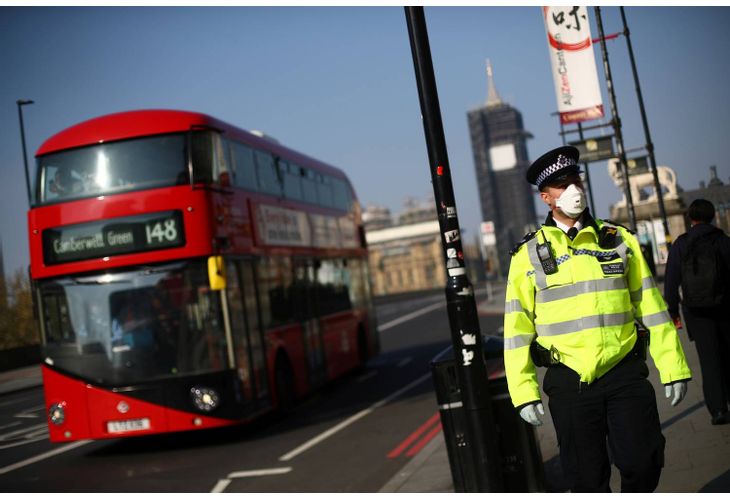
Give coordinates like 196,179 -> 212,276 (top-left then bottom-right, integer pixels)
700,469 -> 730,492
661,400 -> 705,430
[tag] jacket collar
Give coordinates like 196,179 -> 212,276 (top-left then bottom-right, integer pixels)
544,209 -> 599,234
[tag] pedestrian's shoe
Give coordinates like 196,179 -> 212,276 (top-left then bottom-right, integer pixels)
711,411 -> 730,425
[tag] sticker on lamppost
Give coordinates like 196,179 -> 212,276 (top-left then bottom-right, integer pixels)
462,349 -> 475,366
460,331 -> 477,345
444,229 -> 460,243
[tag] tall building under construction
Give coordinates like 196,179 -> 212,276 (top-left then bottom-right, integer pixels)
467,61 -> 537,276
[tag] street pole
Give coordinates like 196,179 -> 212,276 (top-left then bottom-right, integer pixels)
594,7 -> 638,231
16,99 -> 34,206
404,7 -> 502,492
620,6 -> 671,247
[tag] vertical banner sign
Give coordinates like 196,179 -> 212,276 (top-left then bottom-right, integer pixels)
543,6 -> 604,124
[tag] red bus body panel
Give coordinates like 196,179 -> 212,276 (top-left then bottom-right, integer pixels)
43,366 -> 238,442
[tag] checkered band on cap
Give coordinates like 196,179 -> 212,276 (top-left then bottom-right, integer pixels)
535,154 -> 577,187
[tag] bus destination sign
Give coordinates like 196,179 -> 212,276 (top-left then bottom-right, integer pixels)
43,211 -> 185,265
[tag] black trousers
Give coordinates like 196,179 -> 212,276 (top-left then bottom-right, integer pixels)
683,305 -> 730,416
544,354 -> 665,492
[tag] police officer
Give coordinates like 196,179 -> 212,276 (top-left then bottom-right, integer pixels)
503,146 -> 692,492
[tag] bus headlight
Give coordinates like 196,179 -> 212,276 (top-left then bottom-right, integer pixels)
190,386 -> 220,412
49,403 -> 66,426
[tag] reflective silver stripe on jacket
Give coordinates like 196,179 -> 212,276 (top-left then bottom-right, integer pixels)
535,311 -> 634,336
505,299 -> 523,314
643,275 -> 658,290
637,310 -> 672,327
505,299 -> 534,322
536,277 -> 627,304
526,238 -> 547,289
504,333 -> 536,350
631,276 -> 659,302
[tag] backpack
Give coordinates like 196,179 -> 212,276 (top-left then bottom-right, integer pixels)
680,228 -> 726,308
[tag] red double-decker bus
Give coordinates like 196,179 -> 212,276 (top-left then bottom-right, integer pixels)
27,109 -> 378,442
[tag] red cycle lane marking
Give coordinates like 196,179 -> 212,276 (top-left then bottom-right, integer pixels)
387,411 -> 441,459
405,421 -> 442,457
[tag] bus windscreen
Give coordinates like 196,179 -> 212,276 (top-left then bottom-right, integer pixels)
39,259 -> 229,386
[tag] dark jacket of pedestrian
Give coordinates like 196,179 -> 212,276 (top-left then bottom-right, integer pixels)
663,199 -> 730,426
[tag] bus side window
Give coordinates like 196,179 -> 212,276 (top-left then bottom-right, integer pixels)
300,168 -> 318,204
317,174 -> 334,208
231,141 -> 258,191
331,178 -> 351,211
315,258 -> 352,316
280,160 -> 304,201
254,150 -> 282,197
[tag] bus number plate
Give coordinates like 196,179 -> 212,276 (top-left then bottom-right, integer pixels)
107,418 -> 151,434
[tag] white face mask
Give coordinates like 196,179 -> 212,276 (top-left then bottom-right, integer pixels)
555,183 -> 586,218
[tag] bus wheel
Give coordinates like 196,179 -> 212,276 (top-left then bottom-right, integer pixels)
275,355 -> 296,414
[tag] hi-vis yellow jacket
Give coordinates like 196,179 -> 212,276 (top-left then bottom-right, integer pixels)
503,214 -> 691,408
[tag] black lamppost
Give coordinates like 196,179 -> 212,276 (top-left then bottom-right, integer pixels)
16,99 -> 34,206
404,7 -> 502,492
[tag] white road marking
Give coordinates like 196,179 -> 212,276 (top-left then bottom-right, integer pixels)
210,467 -> 293,493
0,423 -> 47,441
0,422 -> 22,431
14,404 -> 45,418
278,372 -> 431,462
377,300 -> 445,333
0,439 -> 92,475
228,467 -> 293,479
211,479 -> 231,493
0,431 -> 48,450
397,357 -> 413,368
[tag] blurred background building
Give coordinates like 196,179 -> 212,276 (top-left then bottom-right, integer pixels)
363,199 -> 483,296
467,61 -> 536,278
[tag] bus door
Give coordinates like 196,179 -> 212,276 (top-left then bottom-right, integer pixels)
236,260 -> 270,403
224,261 -> 255,408
292,259 -> 327,389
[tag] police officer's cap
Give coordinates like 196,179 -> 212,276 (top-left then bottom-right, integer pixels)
526,146 -> 581,189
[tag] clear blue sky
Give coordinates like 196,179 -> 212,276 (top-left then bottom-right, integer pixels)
1,6 -> 729,277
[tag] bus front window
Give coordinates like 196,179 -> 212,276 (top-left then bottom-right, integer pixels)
36,133 -> 189,204
39,260 -> 229,386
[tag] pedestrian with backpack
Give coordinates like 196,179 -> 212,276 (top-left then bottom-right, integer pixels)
664,199 -> 730,425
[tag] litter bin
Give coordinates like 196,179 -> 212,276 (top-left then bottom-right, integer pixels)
431,335 -> 544,492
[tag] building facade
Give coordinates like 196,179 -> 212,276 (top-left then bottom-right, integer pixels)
467,62 -> 536,276
363,201 -> 483,296
366,220 -> 443,296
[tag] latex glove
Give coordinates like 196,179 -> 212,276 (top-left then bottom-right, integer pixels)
519,402 -> 545,426
665,381 -> 687,407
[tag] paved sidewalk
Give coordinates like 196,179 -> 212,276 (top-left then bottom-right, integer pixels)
382,280 -> 730,493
